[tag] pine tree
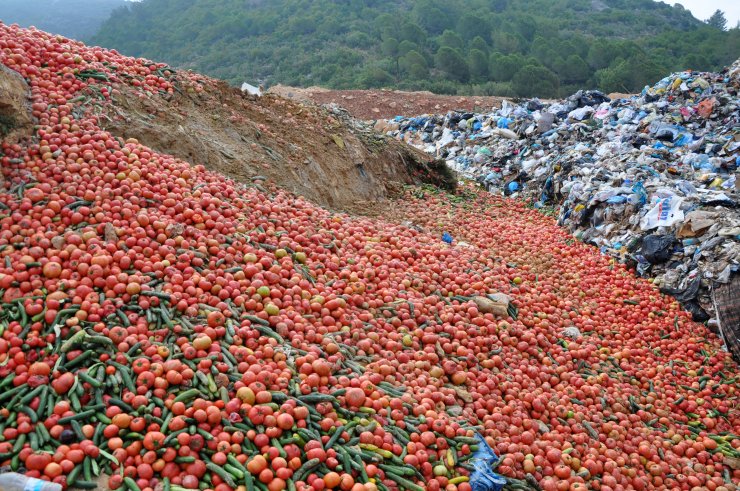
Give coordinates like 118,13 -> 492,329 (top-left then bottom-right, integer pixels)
706,10 -> 727,31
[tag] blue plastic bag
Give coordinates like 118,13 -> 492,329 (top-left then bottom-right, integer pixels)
540,175 -> 553,204
628,182 -> 647,206
442,232 -> 453,244
470,433 -> 506,491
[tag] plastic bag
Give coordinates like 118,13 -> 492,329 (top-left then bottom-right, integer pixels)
442,232 -> 453,244
640,196 -> 684,230
470,433 -> 506,491
640,234 -> 675,264
472,294 -> 511,317
696,98 -> 715,118
629,182 -> 648,206
683,301 -> 710,322
660,276 -> 701,303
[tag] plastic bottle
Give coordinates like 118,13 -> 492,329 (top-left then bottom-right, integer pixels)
0,473 -> 63,491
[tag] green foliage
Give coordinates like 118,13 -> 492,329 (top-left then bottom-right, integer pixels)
559,54 -> 590,83
381,38 -> 400,58
401,50 -> 429,79
595,51 -> 667,93
456,14 -> 491,42
706,10 -> 727,31
398,40 -> 419,56
439,30 -> 465,51
88,0 -> 739,98
469,49 -> 489,82
435,47 -> 470,82
470,36 -> 490,54
492,31 -> 523,54
490,52 -> 525,82
360,66 -> 395,88
512,65 -> 560,97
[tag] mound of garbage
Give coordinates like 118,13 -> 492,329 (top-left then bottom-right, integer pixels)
381,61 -> 740,358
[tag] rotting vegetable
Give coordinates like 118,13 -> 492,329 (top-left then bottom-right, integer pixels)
0,23 -> 738,491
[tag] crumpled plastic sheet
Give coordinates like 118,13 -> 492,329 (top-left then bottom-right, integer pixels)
470,433 -> 506,491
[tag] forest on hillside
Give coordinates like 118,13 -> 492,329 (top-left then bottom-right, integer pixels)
88,0 -> 740,97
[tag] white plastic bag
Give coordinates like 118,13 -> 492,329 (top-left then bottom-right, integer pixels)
640,195 -> 684,230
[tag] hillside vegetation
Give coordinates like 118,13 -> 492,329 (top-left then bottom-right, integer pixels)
0,0 -> 126,40
90,0 -> 740,98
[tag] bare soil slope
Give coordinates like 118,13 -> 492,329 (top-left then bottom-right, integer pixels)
0,64 -> 33,144
90,75 -> 453,214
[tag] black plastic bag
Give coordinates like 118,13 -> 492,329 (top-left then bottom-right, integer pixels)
640,234 -> 675,264
661,276 -> 702,303
683,301 -> 710,322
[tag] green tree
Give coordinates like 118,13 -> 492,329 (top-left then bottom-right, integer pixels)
381,37 -> 401,78
360,66 -> 394,88
398,40 -> 418,56
586,39 -> 621,69
530,37 -> 561,71
491,0 -> 508,13
559,54 -> 590,83
89,0 -> 740,96
287,16 -> 316,35
513,14 -> 538,41
456,13 -> 491,42
529,36 -> 551,63
511,64 -> 560,97
381,37 -> 399,57
706,10 -> 727,31
469,48 -> 489,82
682,53 -> 712,72
595,53 -> 666,93
400,22 -> 427,45
401,50 -> 429,79
470,36 -> 489,54
491,31 -> 522,54
439,30 -> 464,51
412,0 -> 449,35
489,52 -> 523,82
435,46 -> 470,82
376,13 -> 401,40
345,31 -> 372,48
594,63 -> 630,93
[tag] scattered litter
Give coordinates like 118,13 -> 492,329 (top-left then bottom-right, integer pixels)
469,434 -> 506,491
240,81 -> 262,97
473,294 -> 512,318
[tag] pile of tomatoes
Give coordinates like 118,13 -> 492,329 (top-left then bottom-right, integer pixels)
0,23 -> 738,491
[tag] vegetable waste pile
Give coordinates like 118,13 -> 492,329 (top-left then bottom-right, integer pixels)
0,23 -> 739,491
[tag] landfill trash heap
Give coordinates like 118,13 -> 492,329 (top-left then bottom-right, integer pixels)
380,60 -> 740,359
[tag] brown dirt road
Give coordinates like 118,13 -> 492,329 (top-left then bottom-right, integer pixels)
268,85 -> 504,120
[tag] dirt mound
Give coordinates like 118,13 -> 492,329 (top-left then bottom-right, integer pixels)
0,64 -> 33,143
268,84 -> 504,120
92,76 -> 453,214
